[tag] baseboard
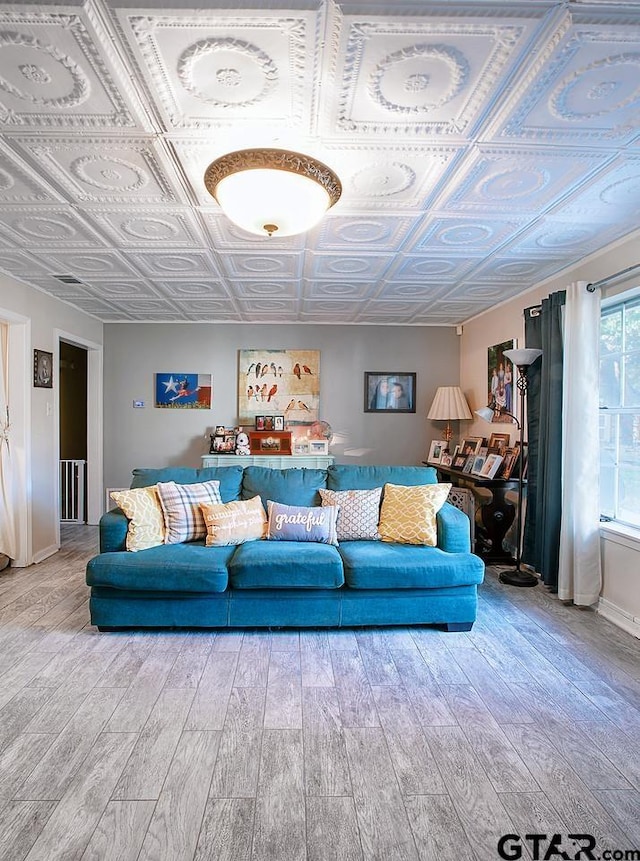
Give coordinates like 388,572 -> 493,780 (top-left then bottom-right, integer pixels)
597,597 -> 640,639
32,543 -> 59,565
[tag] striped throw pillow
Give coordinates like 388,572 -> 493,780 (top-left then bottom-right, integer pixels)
156,480 -> 222,544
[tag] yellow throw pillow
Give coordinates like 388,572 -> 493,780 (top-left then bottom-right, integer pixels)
110,486 -> 165,552
378,483 -> 451,546
200,496 -> 267,546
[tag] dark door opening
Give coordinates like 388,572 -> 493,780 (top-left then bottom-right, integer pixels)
59,341 -> 88,524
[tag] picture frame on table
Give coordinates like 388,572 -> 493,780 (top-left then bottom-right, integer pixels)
488,432 -> 511,453
471,455 -> 487,476
440,452 -> 453,468
255,415 -> 265,430
480,453 -> 503,479
274,415 -> 285,431
500,443 -> 520,480
453,453 -> 468,470
364,371 -> 416,413
462,454 -> 475,474
264,415 -> 275,431
309,439 -> 329,455
292,438 -> 310,456
459,436 -> 484,457
427,439 -> 449,464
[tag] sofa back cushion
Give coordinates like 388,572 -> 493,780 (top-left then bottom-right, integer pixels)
241,466 -> 328,509
326,464 -> 437,491
131,466 -> 243,503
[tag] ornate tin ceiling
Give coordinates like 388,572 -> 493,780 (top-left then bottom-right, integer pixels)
0,0 -> 638,325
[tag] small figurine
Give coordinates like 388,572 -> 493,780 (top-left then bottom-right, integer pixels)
235,430 -> 250,456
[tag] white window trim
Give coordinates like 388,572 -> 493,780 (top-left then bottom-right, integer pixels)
600,520 -> 640,552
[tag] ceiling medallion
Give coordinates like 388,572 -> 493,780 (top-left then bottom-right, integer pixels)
204,148 -> 342,237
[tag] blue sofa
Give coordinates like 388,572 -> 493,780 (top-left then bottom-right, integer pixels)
86,464 -> 484,631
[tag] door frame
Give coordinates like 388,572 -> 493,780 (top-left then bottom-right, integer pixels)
0,307 -> 31,567
54,330 -> 103,546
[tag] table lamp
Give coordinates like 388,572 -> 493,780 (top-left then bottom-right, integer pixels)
427,386 -> 473,442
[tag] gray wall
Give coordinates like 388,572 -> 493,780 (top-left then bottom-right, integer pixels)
103,323 -> 460,490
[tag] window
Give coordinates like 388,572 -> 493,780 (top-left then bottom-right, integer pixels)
599,293 -> 640,527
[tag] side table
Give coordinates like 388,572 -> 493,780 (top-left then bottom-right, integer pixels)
433,464 -> 519,564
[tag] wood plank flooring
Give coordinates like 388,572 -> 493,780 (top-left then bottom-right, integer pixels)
0,525 -> 639,861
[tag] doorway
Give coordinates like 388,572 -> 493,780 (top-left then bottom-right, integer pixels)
59,341 -> 87,524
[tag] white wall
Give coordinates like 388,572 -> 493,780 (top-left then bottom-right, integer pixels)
103,323 -> 460,491
459,229 -> 640,632
0,274 -> 103,563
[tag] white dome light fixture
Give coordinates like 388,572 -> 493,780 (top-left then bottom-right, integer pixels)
204,148 -> 342,237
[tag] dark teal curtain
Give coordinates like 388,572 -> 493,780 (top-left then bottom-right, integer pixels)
522,290 -> 565,591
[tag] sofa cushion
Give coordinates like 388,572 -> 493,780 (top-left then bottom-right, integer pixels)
200,496 -> 267,546
326,464 -> 437,491
338,541 -> 484,589
157,480 -> 222,544
110,486 -> 165,552
241,466 -> 327,508
131,466 -> 243,503
229,540 -> 344,589
378,483 -> 451,546
319,487 -> 382,541
86,543 -> 233,592
266,501 -> 339,545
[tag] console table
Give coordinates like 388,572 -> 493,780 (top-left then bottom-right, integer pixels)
434,464 -> 519,564
202,454 -> 334,470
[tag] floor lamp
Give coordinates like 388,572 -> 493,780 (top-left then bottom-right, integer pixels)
501,348 -> 542,586
476,348 -> 542,587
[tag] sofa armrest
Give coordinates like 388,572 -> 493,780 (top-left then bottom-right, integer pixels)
436,502 -> 471,554
99,509 -> 128,553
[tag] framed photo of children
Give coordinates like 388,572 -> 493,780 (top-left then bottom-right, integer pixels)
487,340 -> 516,423
364,372 -> 416,413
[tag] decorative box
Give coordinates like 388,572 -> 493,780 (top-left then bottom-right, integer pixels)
248,430 -> 292,456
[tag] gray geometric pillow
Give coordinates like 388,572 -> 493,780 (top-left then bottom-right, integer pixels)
318,487 -> 382,541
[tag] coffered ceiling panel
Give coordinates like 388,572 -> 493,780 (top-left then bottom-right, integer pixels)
0,0 -> 638,326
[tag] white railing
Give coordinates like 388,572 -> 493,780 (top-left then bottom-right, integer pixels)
60,459 -> 86,523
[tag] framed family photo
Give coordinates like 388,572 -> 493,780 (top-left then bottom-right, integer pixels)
487,340 -> 516,423
364,372 -> 416,413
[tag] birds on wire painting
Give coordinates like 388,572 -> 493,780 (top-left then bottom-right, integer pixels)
238,350 -> 320,426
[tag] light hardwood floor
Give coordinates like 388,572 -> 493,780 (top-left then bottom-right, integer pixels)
0,525 -> 638,861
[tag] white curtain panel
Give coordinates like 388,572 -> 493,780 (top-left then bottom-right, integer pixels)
558,282 -> 602,605
0,323 -> 17,559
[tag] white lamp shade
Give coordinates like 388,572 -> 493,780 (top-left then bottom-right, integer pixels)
215,169 -> 332,237
204,148 -> 342,238
427,386 -> 473,421
503,348 -> 543,367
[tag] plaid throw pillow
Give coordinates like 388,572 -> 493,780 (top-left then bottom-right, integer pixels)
156,480 -> 222,544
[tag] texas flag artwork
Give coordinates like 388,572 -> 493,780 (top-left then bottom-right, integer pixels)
155,373 -> 212,409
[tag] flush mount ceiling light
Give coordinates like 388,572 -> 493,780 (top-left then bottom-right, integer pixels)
204,148 -> 342,237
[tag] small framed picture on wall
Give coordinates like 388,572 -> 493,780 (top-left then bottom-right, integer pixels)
33,349 -> 53,388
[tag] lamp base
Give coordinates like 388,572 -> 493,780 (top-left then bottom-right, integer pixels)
499,568 -> 538,588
